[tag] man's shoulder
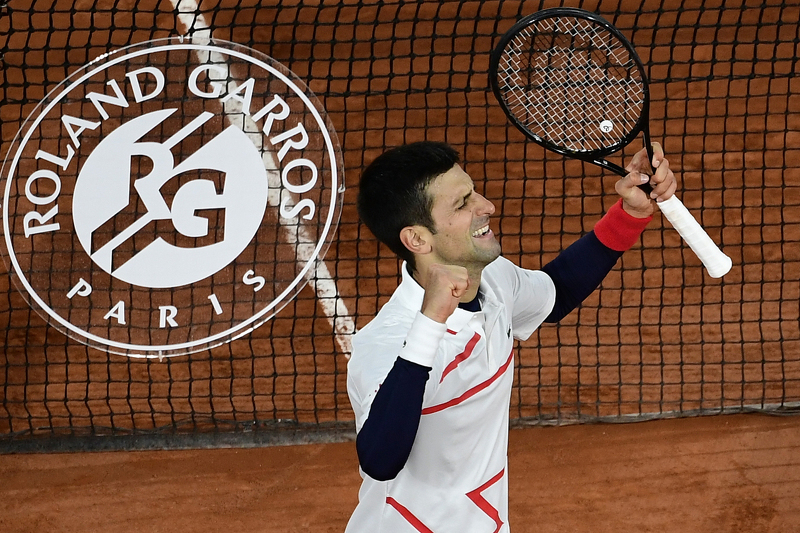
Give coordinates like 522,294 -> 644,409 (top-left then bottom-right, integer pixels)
481,256 -> 553,303
348,299 -> 417,387
482,255 -> 529,288
352,297 -> 416,351
357,297 -> 415,332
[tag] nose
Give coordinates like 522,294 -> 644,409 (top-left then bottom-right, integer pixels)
476,192 -> 495,216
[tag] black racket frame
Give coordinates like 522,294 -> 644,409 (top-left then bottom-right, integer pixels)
489,7 -> 655,186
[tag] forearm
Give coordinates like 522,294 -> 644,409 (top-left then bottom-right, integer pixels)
355,313 -> 445,481
541,232 -> 621,322
355,357 -> 430,481
543,199 -> 651,323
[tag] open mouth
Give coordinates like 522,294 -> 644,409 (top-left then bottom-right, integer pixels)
471,224 -> 491,238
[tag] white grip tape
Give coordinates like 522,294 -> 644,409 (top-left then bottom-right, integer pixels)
656,195 -> 732,278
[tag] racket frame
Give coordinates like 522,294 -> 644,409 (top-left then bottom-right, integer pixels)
488,7 -> 733,278
489,6 -> 655,182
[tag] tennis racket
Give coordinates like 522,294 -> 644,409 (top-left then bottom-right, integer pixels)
489,7 -> 732,278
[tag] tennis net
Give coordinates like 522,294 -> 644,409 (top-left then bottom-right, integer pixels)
0,0 -> 798,451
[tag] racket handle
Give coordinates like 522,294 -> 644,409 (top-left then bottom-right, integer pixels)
655,195 -> 732,278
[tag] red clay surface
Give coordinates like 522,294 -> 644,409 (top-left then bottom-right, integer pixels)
1,413 -> 798,533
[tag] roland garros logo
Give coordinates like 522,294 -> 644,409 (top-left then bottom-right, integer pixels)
1,39 -> 343,357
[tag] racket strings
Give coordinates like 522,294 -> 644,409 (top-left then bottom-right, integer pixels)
496,16 -> 645,153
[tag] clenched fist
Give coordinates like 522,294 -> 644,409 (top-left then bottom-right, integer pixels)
420,263 -> 471,324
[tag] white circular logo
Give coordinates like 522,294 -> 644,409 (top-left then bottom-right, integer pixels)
0,38 -> 344,357
72,108 -> 270,287
599,119 -> 614,133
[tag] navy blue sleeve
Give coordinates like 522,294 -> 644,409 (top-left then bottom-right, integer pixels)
355,357 -> 431,481
541,230 -> 622,323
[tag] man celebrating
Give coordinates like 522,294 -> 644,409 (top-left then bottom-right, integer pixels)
346,141 -> 676,532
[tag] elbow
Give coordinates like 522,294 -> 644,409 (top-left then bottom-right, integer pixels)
544,303 -> 575,323
362,463 -> 402,482
356,434 -> 405,481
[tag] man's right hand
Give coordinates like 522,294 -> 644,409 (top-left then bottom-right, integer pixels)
420,263 -> 470,324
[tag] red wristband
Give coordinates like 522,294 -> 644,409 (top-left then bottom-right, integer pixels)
593,199 -> 652,252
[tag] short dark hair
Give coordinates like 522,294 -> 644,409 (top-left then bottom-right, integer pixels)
357,141 -> 461,270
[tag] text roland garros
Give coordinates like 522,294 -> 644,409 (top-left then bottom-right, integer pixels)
1,38 -> 343,357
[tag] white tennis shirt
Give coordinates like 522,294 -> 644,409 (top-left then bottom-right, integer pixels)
346,256 -> 556,532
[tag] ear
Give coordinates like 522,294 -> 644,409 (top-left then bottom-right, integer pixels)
399,225 -> 432,255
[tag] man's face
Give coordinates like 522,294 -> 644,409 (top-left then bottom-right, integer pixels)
423,164 -> 501,271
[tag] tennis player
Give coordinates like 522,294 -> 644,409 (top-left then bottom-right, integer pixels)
346,141 -> 676,532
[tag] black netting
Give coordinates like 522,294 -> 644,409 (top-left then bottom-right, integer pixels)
1,0 -> 798,450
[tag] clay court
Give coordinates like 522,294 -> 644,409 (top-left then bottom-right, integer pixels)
1,0 -> 799,531
2,414 -> 800,532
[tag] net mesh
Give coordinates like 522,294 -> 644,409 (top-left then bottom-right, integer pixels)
1,0 -> 799,448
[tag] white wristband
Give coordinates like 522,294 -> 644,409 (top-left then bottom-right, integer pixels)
399,312 -> 447,368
